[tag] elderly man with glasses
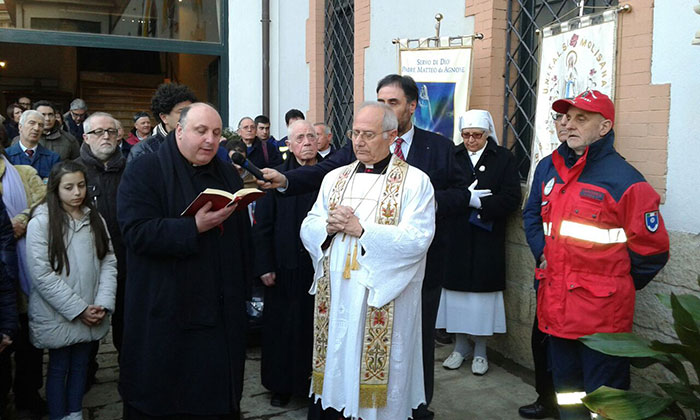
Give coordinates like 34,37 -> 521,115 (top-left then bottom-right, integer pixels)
5,110 -> 60,181
63,98 -> 89,142
237,116 -> 282,169
17,97 -> 32,111
75,113 -> 128,385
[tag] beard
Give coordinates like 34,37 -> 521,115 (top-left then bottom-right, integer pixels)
92,143 -> 118,161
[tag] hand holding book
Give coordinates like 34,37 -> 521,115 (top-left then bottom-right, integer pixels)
181,188 -> 266,233
181,188 -> 266,217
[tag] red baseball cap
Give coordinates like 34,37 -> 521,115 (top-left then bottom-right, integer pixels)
552,90 -> 615,126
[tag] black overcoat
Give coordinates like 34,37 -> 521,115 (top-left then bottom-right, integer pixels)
443,138 -> 522,292
117,133 -> 252,415
252,156 -> 320,395
75,144 -> 127,349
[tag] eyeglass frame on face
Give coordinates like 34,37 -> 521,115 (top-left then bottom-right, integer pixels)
18,101 -> 31,107
460,131 -> 485,140
346,129 -> 392,141
71,110 -> 87,120
86,128 -> 118,138
551,112 -> 564,122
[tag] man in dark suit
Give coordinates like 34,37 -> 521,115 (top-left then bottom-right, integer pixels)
260,74 -> 469,419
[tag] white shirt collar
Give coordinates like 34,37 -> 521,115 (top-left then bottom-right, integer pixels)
18,141 -> 37,153
318,147 -> 332,158
469,143 -> 487,166
397,125 -> 415,146
391,125 -> 414,156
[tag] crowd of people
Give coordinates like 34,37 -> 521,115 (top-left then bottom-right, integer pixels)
0,75 -> 669,420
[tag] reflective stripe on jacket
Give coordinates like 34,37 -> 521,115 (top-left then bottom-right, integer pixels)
535,131 -> 669,339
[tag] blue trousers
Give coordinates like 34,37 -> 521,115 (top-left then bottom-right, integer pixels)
549,336 -> 630,419
47,341 -> 93,420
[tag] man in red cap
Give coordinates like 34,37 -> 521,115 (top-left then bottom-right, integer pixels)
531,90 -> 669,419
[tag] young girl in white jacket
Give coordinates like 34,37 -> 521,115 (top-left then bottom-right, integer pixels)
26,161 -> 116,420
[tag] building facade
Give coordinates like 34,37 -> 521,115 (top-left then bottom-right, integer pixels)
227,0 -> 700,388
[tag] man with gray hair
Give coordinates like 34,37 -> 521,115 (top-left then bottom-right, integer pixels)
301,101 -> 436,420
313,122 -> 335,158
75,112 -> 127,358
5,110 -> 60,180
63,98 -> 89,141
238,116 -> 282,169
253,119 -> 323,408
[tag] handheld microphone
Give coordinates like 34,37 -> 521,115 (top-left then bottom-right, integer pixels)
231,152 -> 266,180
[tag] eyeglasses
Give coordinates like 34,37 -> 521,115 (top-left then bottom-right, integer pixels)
86,128 -> 118,137
346,129 -> 391,141
552,113 -> 564,122
18,102 -> 31,107
460,131 -> 484,140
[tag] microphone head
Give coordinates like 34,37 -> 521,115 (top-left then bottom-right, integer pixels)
231,152 -> 246,165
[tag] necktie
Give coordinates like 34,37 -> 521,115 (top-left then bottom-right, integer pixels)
25,149 -> 34,158
393,138 -> 405,161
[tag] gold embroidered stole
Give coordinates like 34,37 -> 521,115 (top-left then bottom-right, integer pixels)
311,156 -> 410,409
311,162 -> 356,396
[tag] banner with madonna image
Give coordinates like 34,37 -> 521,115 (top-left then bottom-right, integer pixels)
398,36 -> 475,146
527,9 -> 621,191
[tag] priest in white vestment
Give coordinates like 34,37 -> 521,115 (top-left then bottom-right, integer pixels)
301,101 -> 436,420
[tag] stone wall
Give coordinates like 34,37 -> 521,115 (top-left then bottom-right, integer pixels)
489,190 -> 700,389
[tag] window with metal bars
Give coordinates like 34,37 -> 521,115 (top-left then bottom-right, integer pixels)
324,0 -> 354,148
504,0 -> 617,179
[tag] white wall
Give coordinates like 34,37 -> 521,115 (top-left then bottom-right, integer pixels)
651,1 -> 700,234
364,3 -> 475,101
228,1 -> 263,128
228,1 -> 309,138
269,1 -> 310,140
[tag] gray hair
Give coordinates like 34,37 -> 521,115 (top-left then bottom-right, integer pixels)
288,119 -> 315,139
69,98 -> 88,111
313,122 -> 331,135
357,101 -> 398,134
83,112 -> 116,134
237,116 -> 254,128
19,110 -> 44,126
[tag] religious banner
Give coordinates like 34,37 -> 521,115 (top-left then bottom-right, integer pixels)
398,36 -> 474,145
528,9 -> 619,185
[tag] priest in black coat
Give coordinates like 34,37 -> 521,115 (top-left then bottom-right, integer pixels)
117,103 -> 251,417
252,120 -> 323,407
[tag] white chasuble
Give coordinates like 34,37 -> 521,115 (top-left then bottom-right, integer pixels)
300,156 -> 436,420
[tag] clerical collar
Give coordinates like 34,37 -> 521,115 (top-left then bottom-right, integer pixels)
357,153 -> 391,174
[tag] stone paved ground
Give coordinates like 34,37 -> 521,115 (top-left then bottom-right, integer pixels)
10,333 -> 538,420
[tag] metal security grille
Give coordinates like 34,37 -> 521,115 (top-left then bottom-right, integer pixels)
504,0 -> 617,179
324,0 -> 354,148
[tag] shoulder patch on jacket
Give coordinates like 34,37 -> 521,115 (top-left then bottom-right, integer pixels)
645,211 -> 659,232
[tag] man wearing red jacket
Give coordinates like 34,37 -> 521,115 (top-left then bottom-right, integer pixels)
534,90 -> 669,419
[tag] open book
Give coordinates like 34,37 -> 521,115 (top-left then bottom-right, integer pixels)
181,188 -> 265,217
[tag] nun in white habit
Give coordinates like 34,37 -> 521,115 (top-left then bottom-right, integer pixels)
435,109 -> 522,375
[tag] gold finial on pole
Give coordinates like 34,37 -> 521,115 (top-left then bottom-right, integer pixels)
435,13 -> 443,38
